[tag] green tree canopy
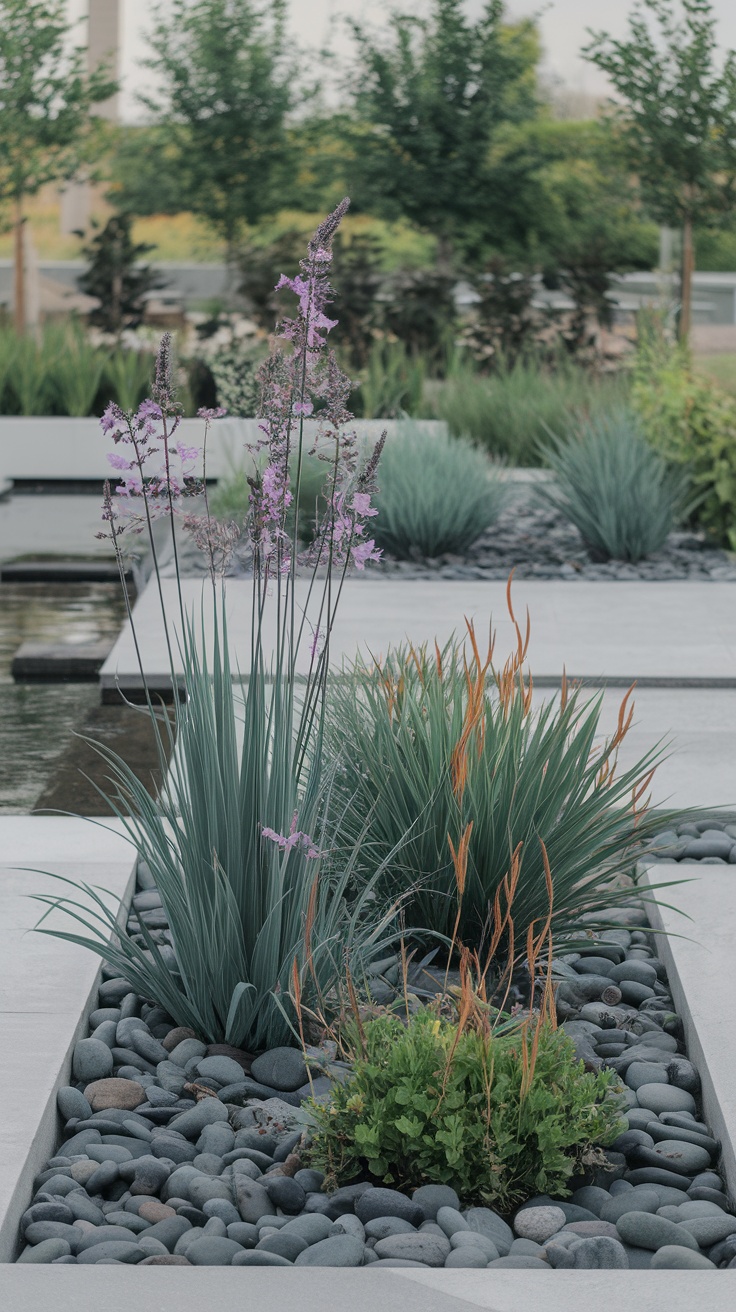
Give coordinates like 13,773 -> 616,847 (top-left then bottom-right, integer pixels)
141,0 -> 295,257
0,0 -> 115,209
346,0 -> 540,265
584,0 -> 736,336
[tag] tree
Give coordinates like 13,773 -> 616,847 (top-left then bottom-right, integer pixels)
486,118 -> 657,347
0,0 -> 116,332
347,0 -> 540,269
584,0 -> 736,340
78,213 -> 165,336
141,0 -> 295,266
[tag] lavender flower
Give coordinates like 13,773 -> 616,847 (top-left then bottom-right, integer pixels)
261,812 -> 321,860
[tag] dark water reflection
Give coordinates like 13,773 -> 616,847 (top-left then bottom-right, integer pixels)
0,583 -> 126,812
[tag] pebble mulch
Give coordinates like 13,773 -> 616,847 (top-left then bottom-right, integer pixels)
644,818 -> 736,865
15,865 -> 735,1270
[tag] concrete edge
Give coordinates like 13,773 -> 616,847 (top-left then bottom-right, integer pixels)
641,860 -> 736,1202
0,853 -> 138,1263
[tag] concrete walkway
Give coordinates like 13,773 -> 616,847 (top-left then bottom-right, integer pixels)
101,578 -> 736,688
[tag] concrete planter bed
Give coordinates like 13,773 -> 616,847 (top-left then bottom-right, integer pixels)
3,832 -> 736,1310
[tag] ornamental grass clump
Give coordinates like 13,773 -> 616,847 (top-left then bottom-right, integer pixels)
371,423 -> 508,559
537,407 -> 693,562
325,577 -> 676,951
307,995 -> 625,1210
34,200 -> 398,1051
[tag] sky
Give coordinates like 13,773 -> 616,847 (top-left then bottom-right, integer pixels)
67,0 -> 736,122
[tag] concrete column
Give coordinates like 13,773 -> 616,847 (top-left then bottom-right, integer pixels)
59,0 -> 121,235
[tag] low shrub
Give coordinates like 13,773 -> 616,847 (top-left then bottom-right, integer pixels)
537,408 -> 693,562
356,340 -> 426,419
372,424 -> 508,559
324,589 -> 672,949
632,328 -> 736,549
307,1008 -> 624,1209
432,355 -> 628,465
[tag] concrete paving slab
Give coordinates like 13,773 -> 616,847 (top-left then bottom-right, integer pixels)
100,577 -> 736,694
0,818 -> 135,1262
643,862 -> 736,1200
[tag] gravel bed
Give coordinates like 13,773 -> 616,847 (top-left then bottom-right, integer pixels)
156,494 -> 736,584
15,863 -> 735,1270
644,818 -> 736,865
367,503 -> 736,583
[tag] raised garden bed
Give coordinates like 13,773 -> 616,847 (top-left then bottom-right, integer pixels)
11,854 -> 735,1273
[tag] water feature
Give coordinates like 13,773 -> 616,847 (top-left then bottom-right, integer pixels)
0,581 -> 126,812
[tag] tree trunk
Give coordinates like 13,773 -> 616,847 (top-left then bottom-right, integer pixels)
678,216 -> 694,345
13,196 -> 26,336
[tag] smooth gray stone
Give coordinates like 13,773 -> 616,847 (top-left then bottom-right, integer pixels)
76,1242 -> 145,1264
76,1226 -> 140,1251
444,1248 -> 487,1268
197,1055 -> 247,1086
364,1216 -> 417,1240
226,1222 -> 258,1247
294,1235 -> 366,1266
464,1206 -> 513,1255
202,1217 -> 227,1238
688,1188 -> 730,1209
73,1039 -> 114,1083
116,1017 -> 148,1046
234,1129 -> 278,1154
257,1232 -> 308,1261
411,1184 -> 461,1219
87,1143 -> 133,1164
86,1160 -> 119,1193
374,1233 -> 451,1266
202,1199 -> 240,1226
140,1216 -> 192,1251
250,1047 -> 308,1093
169,1100 -> 229,1140
185,1236 -> 243,1265
280,1214 -> 333,1245
626,1062 -> 669,1091
188,1177 -> 233,1209
98,979 -> 133,1006
570,1236 -> 629,1268
625,1168 -> 691,1191
486,1256 -> 550,1268
264,1176 -> 305,1215
129,1029 -> 170,1065
197,1123 -> 235,1156
450,1233 -> 499,1261
231,1250 -> 292,1266
650,1245 -> 717,1269
651,1140 -> 712,1174
570,1186 -> 617,1218
156,1062 -> 188,1094
105,1212 -> 150,1234
436,1207 -> 470,1238
646,1122 -> 717,1155
57,1087 -> 92,1122
234,1179 -> 271,1224
636,1085 -> 697,1115
600,1190 -> 661,1224
677,1215 -> 736,1245
18,1238 -> 71,1263
24,1222 -> 81,1250
616,1211 -> 699,1252
21,1203 -> 73,1233
168,1039 -> 208,1068
609,961 -> 658,987
150,1135 -> 197,1164
65,1194 -> 105,1225
90,1008 -> 122,1028
355,1188 -> 423,1227
331,1215 -> 365,1242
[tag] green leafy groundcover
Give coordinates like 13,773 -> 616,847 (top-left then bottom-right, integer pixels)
307,1010 -> 625,1211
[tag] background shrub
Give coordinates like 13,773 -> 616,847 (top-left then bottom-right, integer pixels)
307,1009 -> 624,1209
431,355 -> 629,466
537,408 -> 693,562
632,327 -> 736,549
371,423 -> 508,559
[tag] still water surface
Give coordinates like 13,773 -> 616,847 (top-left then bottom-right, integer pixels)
0,582 -> 126,812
